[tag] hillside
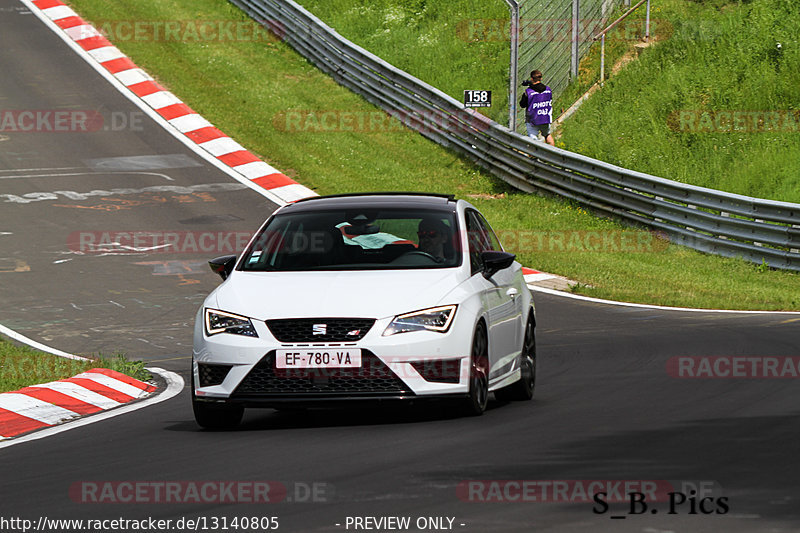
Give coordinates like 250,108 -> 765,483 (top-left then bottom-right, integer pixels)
300,0 -> 800,203
559,0 -> 800,202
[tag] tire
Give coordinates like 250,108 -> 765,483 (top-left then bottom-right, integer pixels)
462,323 -> 490,416
192,377 -> 244,429
494,316 -> 536,402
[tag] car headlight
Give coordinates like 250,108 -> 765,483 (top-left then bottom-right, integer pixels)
383,305 -> 457,336
205,308 -> 258,337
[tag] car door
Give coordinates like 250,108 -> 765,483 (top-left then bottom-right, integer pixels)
465,210 -> 523,378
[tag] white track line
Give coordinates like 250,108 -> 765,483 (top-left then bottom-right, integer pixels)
529,285 -> 800,315
0,323 -> 90,361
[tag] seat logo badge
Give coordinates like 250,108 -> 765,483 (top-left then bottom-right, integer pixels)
313,324 -> 327,336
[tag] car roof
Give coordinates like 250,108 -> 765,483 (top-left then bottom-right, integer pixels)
282,193 -> 458,213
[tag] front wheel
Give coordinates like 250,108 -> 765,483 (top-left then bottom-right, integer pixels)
462,324 -> 489,416
494,316 -> 536,402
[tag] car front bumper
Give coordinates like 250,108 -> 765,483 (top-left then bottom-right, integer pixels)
192,311 -> 476,403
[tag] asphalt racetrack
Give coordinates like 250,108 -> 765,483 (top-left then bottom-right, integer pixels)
1,1 -> 800,531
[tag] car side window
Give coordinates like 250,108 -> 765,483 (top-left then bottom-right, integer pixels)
474,211 -> 503,252
466,211 -> 490,275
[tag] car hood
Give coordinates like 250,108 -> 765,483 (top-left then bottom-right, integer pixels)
211,269 -> 465,320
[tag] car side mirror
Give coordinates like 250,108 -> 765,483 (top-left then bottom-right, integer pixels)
481,251 -> 516,279
209,255 -> 237,280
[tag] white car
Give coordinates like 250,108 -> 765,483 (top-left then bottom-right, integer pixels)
192,193 -> 536,428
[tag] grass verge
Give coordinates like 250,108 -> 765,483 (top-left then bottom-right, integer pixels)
61,0 -> 800,310
290,0 -> 511,125
0,335 -> 151,393
555,8 -> 650,118
558,0 -> 800,203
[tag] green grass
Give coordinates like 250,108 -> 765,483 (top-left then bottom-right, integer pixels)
0,336 -> 151,393
559,0 -> 800,202
555,8 -> 651,115
294,0 -> 512,124
60,0 -> 800,310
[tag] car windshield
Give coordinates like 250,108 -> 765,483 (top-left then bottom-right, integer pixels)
240,208 -> 461,271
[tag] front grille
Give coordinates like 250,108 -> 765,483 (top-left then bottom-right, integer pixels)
198,363 -> 232,387
232,350 -> 410,396
410,359 -> 461,384
266,318 -> 375,342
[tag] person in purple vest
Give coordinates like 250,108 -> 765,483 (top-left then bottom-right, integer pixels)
519,70 -> 554,146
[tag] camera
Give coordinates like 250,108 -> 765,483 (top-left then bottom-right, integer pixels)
521,79 -> 534,87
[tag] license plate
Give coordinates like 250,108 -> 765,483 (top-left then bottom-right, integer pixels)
275,349 -> 362,369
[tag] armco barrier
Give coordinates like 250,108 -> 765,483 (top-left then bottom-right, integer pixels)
230,0 -> 800,271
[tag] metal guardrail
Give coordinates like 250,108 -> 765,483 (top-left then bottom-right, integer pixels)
230,0 -> 800,272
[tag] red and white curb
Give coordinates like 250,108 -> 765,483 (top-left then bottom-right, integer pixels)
522,266 -> 577,290
522,267 -> 555,283
0,325 -> 182,447
0,368 -> 155,439
26,0 -> 316,206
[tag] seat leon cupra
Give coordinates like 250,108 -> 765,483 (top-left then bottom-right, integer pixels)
192,193 -> 536,428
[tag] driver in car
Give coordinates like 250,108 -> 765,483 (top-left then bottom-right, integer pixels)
417,218 -> 450,262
